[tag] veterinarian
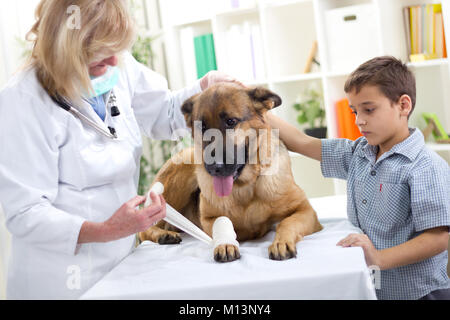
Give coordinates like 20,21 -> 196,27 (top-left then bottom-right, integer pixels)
0,0 -> 237,299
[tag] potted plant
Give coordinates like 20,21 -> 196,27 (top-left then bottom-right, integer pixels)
293,86 -> 327,139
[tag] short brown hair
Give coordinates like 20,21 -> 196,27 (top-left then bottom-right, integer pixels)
344,56 -> 416,116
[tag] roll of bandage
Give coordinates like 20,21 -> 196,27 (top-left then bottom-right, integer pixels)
145,182 -> 164,206
144,182 -> 213,245
212,216 -> 239,248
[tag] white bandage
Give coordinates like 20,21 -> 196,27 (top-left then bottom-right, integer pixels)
145,182 -> 164,207
212,216 -> 239,248
144,182 -> 213,245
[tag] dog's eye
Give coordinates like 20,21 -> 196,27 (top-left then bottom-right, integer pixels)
226,118 -> 239,128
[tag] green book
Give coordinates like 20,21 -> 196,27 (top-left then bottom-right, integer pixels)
203,33 -> 217,73
194,35 -> 206,79
194,33 -> 217,79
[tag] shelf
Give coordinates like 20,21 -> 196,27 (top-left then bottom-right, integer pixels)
407,58 -> 448,68
289,151 -> 302,158
263,0 -> 317,79
263,0 -> 312,9
325,71 -> 351,78
245,78 -> 269,86
159,0 -> 450,192
215,6 -> 259,18
426,143 -> 450,152
326,59 -> 449,71
172,17 -> 212,28
272,72 -> 323,84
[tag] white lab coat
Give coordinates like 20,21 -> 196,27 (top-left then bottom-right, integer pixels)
0,52 -> 201,299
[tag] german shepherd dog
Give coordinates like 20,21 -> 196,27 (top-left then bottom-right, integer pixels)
139,83 -> 323,262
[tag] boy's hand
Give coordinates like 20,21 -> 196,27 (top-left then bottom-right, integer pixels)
337,233 -> 381,268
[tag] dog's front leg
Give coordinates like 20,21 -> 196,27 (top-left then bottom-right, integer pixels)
269,203 -> 321,260
268,215 -> 301,260
202,216 -> 241,263
138,221 -> 182,245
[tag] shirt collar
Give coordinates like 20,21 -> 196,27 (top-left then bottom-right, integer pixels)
358,128 -> 424,163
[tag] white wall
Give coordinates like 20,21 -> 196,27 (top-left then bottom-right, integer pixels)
0,0 -> 40,87
0,0 -> 40,299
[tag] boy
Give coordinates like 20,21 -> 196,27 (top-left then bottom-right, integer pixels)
267,56 -> 449,300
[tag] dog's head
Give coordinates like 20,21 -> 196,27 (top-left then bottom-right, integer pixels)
181,83 -> 282,197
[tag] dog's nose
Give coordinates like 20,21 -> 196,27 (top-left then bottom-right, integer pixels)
213,163 -> 225,174
205,162 -> 237,177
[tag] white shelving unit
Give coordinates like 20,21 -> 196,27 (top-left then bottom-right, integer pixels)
157,0 -> 450,197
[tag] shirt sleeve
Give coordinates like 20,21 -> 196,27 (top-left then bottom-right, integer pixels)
320,138 -> 362,180
0,88 -> 86,256
123,51 -> 202,140
409,157 -> 450,232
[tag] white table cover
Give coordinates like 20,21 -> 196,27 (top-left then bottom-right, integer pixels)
81,196 -> 377,300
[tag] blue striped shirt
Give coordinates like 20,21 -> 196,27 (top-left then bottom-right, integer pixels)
321,128 -> 450,300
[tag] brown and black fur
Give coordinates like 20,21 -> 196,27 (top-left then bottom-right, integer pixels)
139,83 -> 323,262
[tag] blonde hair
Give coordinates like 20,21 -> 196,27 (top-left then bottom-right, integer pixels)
26,0 -> 136,103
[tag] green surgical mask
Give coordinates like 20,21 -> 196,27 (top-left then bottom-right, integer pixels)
89,66 -> 120,98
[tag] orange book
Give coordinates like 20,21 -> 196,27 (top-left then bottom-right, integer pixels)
335,98 -> 363,140
335,98 -> 347,138
443,20 -> 447,58
434,4 -> 447,58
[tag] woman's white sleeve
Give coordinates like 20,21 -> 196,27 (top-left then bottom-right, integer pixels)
0,89 -> 86,256
124,52 -> 202,140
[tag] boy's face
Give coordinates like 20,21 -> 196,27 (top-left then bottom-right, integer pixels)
346,85 -> 411,153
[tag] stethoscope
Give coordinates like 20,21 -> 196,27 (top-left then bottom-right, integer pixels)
51,90 -> 121,139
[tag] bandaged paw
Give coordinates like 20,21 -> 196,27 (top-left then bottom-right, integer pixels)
145,182 -> 164,207
212,216 -> 239,248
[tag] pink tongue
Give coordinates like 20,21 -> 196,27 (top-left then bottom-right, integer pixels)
213,176 -> 234,197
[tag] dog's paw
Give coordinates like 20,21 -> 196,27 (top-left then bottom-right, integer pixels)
214,244 -> 240,263
268,241 -> 297,260
157,231 -> 182,245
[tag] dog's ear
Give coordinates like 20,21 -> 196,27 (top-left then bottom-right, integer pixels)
181,93 -> 199,129
247,87 -> 282,111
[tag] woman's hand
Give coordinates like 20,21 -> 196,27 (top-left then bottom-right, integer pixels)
78,192 -> 166,244
200,70 -> 245,91
103,192 -> 166,241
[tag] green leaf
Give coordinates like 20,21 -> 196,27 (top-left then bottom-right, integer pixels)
292,87 -> 326,129
297,114 -> 307,124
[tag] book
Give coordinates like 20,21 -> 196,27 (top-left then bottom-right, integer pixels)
203,33 -> 217,74
403,7 -> 411,57
435,11 -> 446,58
335,98 -> 362,141
251,24 -> 266,80
241,22 -> 255,81
194,36 -> 205,79
222,23 -> 265,81
179,27 -> 197,85
194,33 -> 217,79
404,3 -> 447,61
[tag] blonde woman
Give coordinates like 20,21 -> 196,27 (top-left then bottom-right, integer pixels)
0,0 -> 236,299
